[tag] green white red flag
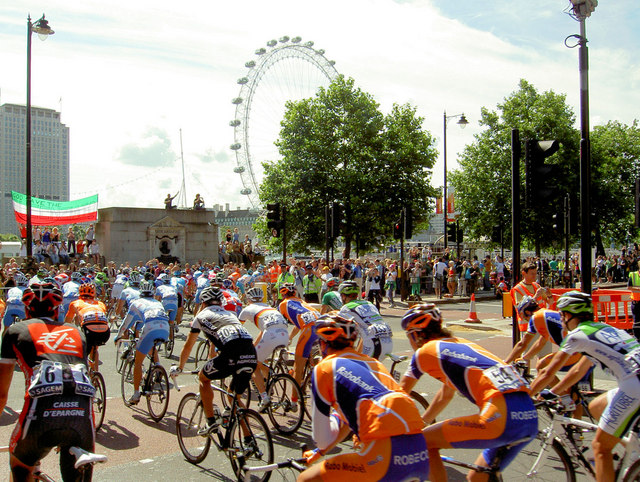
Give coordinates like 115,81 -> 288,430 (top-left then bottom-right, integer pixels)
12,191 -> 98,225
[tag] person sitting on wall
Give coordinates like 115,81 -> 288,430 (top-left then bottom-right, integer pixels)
193,194 -> 205,210
165,192 -> 178,209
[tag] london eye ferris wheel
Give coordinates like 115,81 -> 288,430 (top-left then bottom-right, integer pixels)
230,36 -> 339,208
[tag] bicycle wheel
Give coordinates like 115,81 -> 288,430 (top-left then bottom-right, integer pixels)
163,330 -> 175,359
91,372 -> 107,431
501,438 -> 575,481
266,374 -> 304,435
121,360 -> 136,406
220,376 -> 252,410
410,391 -> 430,418
622,458 -> 640,482
146,365 -> 170,422
115,341 -> 130,374
176,392 -> 211,464
193,339 -> 209,369
228,408 -> 274,482
107,305 -> 120,331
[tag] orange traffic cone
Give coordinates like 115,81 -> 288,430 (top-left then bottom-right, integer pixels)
465,294 -> 482,323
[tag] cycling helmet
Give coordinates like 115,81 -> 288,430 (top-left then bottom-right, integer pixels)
326,277 -> 339,289
144,271 -> 155,281
78,282 -> 96,298
157,273 -> 170,284
201,286 -> 225,305
71,272 -> 83,283
139,280 -> 155,296
54,273 -> 70,286
22,282 -> 63,318
246,286 -> 265,302
516,296 -> 540,316
315,313 -> 358,344
216,272 -> 225,281
42,276 -> 57,284
222,279 -> 233,289
14,271 -> 29,287
37,268 -> 49,278
401,304 -> 442,334
129,271 -> 143,286
556,291 -> 593,317
279,283 -> 296,298
95,272 -> 107,282
338,281 -> 359,296
79,268 -> 89,276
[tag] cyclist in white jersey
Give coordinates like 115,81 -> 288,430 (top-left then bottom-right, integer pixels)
337,281 -> 393,360
238,286 -> 290,410
530,291 -> 640,482
2,272 -> 28,334
155,274 -> 179,326
58,272 -> 81,322
115,280 -> 169,405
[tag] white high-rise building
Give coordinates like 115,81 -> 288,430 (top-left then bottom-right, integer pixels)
0,103 -> 69,235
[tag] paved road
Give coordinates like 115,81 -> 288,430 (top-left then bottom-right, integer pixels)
0,294 -> 620,480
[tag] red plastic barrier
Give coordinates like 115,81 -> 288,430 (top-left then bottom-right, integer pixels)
550,288 -> 633,329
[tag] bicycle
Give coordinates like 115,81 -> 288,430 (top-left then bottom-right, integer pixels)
0,445 -> 107,482
503,395 -> 639,481
174,370 -> 274,482
193,337 -> 211,369
88,364 -> 106,432
387,352 -> 431,415
120,335 -> 170,422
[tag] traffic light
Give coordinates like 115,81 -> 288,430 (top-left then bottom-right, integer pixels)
266,203 -> 282,237
393,221 -> 402,239
456,227 -> 464,244
551,213 -> 564,236
447,222 -> 457,243
491,225 -> 501,243
525,139 -> 560,210
404,206 -> 413,239
330,204 -> 342,239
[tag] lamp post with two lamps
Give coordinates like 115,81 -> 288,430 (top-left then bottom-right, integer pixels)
442,111 -> 468,251
25,13 -> 54,261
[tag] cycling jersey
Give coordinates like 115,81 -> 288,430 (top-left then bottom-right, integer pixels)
111,274 -> 127,300
222,289 -> 243,315
339,300 -> 393,360
118,297 -> 169,355
119,285 -> 141,307
191,305 -> 257,394
527,309 -> 581,368
155,284 -> 178,321
311,348 -> 428,480
405,336 -> 536,470
64,298 -> 110,349
238,303 -> 289,361
560,321 -> 640,437
2,286 -> 26,327
321,291 -> 342,311
279,298 -> 319,358
0,318 -> 94,478
194,276 -> 210,304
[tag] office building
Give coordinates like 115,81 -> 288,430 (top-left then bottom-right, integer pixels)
0,103 -> 69,235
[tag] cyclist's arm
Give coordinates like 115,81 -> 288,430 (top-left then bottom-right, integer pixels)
177,330 -> 199,371
529,350 -> 572,396
549,356 -> 594,395
0,361 -> 15,415
503,332 -> 535,364
115,310 -> 136,341
312,405 -> 350,452
63,303 -> 77,324
421,384 -> 455,425
289,326 -> 299,344
521,334 -> 548,362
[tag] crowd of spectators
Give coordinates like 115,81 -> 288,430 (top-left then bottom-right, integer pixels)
16,223 -> 100,267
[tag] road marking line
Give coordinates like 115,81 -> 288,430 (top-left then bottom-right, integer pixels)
139,458 -> 154,464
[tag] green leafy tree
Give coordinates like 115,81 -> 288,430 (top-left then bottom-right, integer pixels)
258,76 -> 439,257
450,79 -> 579,252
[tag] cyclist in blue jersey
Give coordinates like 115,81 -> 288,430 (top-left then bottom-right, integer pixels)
58,272 -> 82,322
2,272 -> 28,335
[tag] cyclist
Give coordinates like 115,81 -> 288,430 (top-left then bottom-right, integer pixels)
114,279 -> 169,406
2,271 -> 28,335
192,271 -> 211,316
221,278 -> 243,315
170,286 -> 257,435
320,277 -> 342,314
170,270 -> 187,326
113,270 -> 142,321
238,286 -> 290,411
155,273 -> 179,340
278,282 -> 319,394
0,282 -> 95,481
94,271 -> 109,301
298,313 -> 429,482
109,268 -> 128,313
338,280 -> 393,360
65,282 -> 110,371
399,303 -> 536,482
530,291 -> 640,482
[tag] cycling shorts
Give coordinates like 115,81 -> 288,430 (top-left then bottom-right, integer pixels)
3,304 -> 25,327
600,376 -> 640,438
441,391 -> 537,471
317,433 -> 429,481
194,289 -> 203,304
161,299 -> 178,322
361,325 -> 393,361
111,284 -> 124,300
201,339 -> 257,395
255,328 -> 289,362
296,324 -> 318,359
137,326 -> 169,355
10,394 -> 94,480
82,324 -> 111,350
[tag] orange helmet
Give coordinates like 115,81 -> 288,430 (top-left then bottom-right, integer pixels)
78,282 -> 96,298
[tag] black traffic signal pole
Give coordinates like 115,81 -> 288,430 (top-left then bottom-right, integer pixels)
282,206 -> 287,264
511,129 -> 521,345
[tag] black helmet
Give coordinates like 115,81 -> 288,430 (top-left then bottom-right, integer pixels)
201,286 -> 225,305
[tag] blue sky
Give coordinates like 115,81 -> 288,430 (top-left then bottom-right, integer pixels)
0,0 -> 637,211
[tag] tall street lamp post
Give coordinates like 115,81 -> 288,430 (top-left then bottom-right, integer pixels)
25,14 -> 54,260
442,111 -> 468,251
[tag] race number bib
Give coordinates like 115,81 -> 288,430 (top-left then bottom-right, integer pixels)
82,310 -> 108,324
483,364 -> 527,393
28,361 -> 95,398
261,312 -> 287,330
354,303 -> 379,319
369,322 -> 392,340
625,350 -> 640,373
297,310 -> 317,328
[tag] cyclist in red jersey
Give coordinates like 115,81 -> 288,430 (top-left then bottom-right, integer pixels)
298,313 -> 428,482
0,282 -> 95,481
400,304 -> 536,482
